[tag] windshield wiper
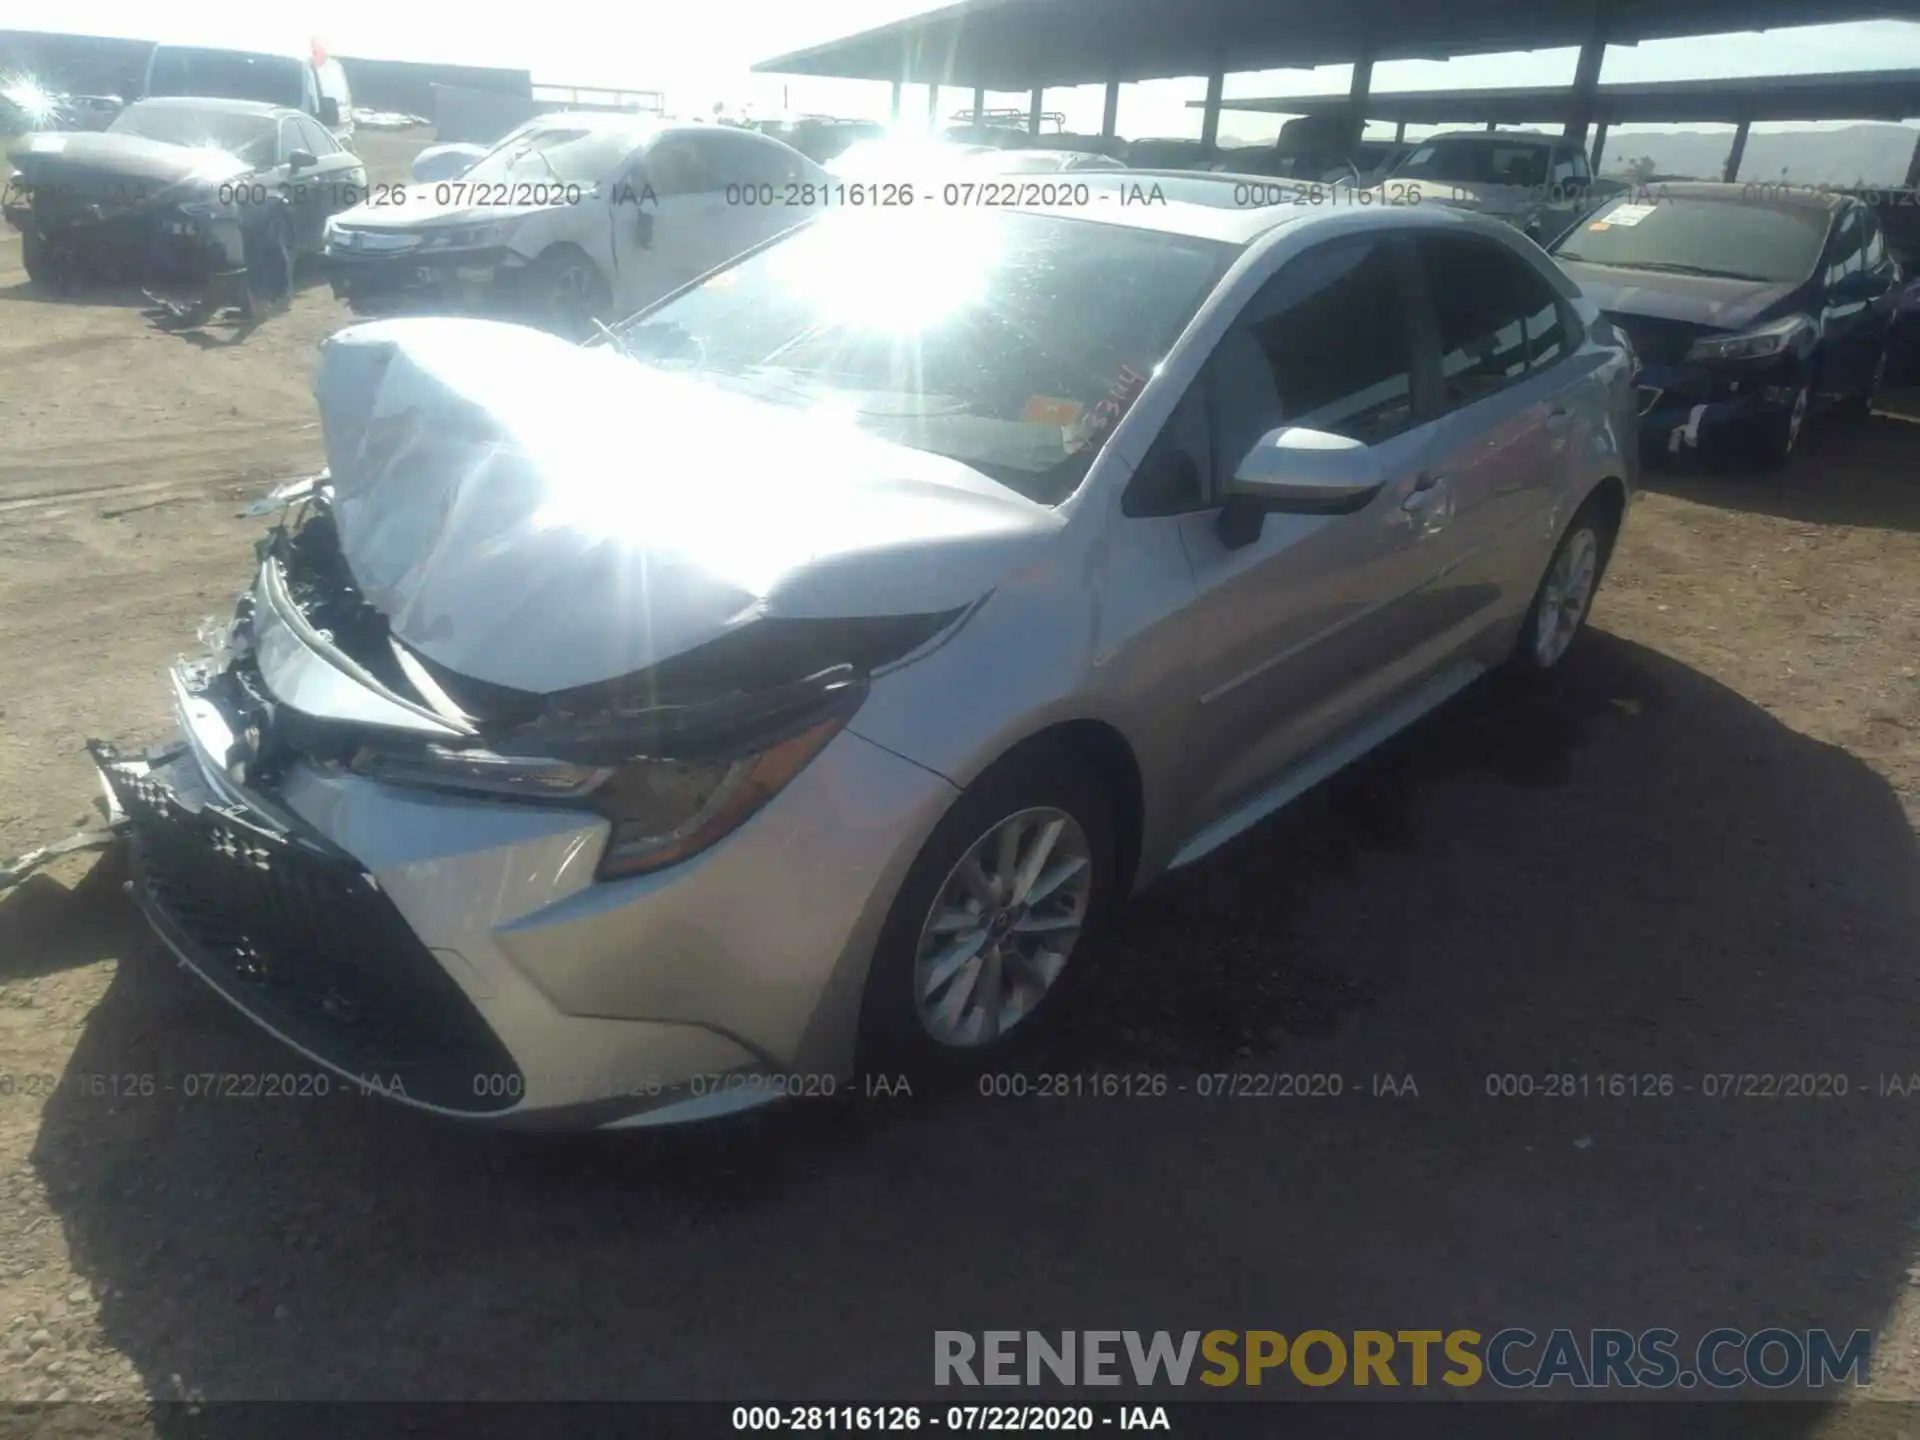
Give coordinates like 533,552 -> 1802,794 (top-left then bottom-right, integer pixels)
1566,258 -> 1775,281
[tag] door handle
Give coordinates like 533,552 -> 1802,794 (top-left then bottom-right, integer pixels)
1401,472 -> 1446,510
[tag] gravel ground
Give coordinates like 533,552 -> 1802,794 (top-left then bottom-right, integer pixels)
1,158 -> 1918,1433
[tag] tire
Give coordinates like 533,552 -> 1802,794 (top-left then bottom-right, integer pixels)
523,245 -> 612,340
20,230 -> 55,288
1509,495 -> 1618,675
1749,381 -> 1809,471
1830,345 -> 1888,422
240,211 -> 293,323
855,745 -> 1116,1086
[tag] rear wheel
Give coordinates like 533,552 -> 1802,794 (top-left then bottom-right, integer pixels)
856,746 -> 1115,1085
1509,497 -> 1617,675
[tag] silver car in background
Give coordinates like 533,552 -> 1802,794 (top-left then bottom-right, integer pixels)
96,183 -> 1637,1129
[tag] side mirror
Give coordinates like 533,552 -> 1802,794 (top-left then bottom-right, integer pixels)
1834,268 -> 1892,302
318,97 -> 341,127
1216,427 -> 1386,549
287,149 -> 317,171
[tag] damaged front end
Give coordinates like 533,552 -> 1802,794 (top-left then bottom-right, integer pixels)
93,476 -> 965,1115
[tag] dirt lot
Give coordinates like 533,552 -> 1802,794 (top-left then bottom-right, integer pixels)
1,160 -> 1919,1432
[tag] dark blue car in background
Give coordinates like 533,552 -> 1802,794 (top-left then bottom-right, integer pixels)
1549,182 -> 1901,470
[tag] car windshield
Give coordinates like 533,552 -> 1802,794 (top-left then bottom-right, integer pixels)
611,209 -> 1236,505
1392,138 -> 1550,187
462,125 -> 647,186
146,48 -> 304,108
109,104 -> 278,166
1552,196 -> 1832,283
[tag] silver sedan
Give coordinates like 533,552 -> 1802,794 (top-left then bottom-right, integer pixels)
96,182 -> 1638,1128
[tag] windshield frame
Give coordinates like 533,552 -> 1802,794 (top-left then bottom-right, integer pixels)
604,207 -> 1239,506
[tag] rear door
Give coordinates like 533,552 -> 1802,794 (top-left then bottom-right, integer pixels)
1169,231 -> 1455,836
1403,228 -> 1587,644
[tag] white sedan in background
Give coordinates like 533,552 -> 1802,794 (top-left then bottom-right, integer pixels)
324,114 -> 825,334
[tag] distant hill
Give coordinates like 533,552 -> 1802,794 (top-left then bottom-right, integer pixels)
1598,123 -> 1918,185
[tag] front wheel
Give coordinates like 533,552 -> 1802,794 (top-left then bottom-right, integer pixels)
523,246 -> 612,340
1750,381 -> 1809,470
1510,498 -> 1617,675
856,746 -> 1115,1084
1831,346 -> 1887,422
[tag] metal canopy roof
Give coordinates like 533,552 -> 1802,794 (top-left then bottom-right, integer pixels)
1199,69 -> 1920,124
754,0 -> 1920,90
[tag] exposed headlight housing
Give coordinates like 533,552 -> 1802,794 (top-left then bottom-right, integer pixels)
347,674 -> 862,880
1685,314 -> 1815,364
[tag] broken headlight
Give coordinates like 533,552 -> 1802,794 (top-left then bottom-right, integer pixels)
348,709 -> 850,880
590,714 -> 847,879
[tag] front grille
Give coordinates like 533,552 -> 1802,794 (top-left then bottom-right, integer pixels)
1604,312 -> 1706,368
95,744 -> 522,1115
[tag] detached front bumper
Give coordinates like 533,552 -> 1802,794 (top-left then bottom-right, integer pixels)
324,244 -> 525,315
1635,360 -> 1805,461
11,201 -> 245,286
93,635 -> 954,1128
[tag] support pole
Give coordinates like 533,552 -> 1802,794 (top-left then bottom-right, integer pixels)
928,83 -> 939,125
1346,48 -> 1373,150
1904,125 -> 1920,189
1028,86 -> 1043,135
973,86 -> 985,126
1563,2 -> 1607,145
1723,117 -> 1751,183
1101,80 -> 1120,140
890,80 -> 902,124
1589,120 -> 1609,174
1200,68 -> 1224,156
1394,119 -> 1405,142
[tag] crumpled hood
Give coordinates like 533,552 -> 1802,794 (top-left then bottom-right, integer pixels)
8,130 -> 248,196
1558,261 -> 1799,331
314,318 -> 1064,695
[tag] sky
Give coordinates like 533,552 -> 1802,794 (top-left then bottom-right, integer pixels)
27,3 -> 1920,143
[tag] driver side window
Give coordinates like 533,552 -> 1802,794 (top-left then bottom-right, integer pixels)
1122,235 -> 1417,517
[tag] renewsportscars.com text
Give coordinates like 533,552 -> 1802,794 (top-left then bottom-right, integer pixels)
934,1328 -> 1871,1390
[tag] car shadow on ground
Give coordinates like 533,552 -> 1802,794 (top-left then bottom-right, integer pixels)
19,632 -> 1920,1419
1642,412 -> 1920,534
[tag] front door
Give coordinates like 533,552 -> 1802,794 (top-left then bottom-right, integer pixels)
1171,231 -> 1453,839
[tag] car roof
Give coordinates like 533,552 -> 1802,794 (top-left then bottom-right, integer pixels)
1418,130 -> 1555,144
1600,179 -> 1850,212
125,96 -> 292,119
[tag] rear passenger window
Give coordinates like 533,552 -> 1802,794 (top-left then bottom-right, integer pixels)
1208,235 -> 1416,474
1417,234 -> 1572,403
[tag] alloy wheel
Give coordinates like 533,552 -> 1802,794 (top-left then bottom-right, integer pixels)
1534,524 -> 1600,668
912,807 -> 1094,1048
